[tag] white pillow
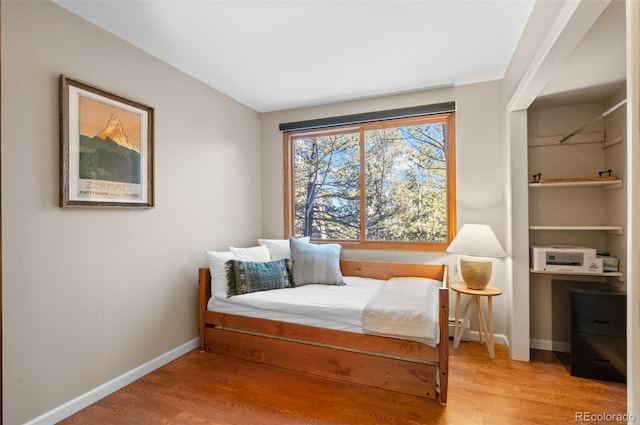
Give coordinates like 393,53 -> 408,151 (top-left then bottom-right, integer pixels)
229,244 -> 270,262
206,245 -> 270,299
258,237 -> 310,261
205,250 -> 237,299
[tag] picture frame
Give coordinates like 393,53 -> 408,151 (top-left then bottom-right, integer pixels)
59,75 -> 154,208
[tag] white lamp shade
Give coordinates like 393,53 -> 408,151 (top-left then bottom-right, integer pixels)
446,224 -> 506,258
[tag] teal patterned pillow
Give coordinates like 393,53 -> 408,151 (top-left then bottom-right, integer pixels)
225,259 -> 294,297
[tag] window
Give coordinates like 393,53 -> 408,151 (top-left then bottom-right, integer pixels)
283,112 -> 456,251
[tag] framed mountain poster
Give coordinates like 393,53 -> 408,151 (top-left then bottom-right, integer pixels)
59,75 -> 154,208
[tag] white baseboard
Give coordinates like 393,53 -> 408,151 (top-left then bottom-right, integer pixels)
448,317 -> 508,347
530,338 -> 571,353
448,318 -> 470,340
465,330 -> 509,346
448,318 -> 509,347
24,337 -> 199,425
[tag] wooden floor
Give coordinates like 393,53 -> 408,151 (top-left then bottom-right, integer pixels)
61,340 -> 626,425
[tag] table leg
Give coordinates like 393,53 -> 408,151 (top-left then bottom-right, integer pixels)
453,291 -> 462,348
474,296 -> 486,344
487,296 -> 495,359
460,297 -> 474,345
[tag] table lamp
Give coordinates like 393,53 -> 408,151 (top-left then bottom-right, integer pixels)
446,223 -> 506,290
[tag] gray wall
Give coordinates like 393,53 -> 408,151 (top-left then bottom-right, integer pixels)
2,1 -> 262,423
260,80 -> 511,343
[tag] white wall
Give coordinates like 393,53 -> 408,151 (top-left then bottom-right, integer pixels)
506,109 -> 531,361
260,80 -> 511,341
2,1 -> 262,423
495,0 -> 571,362
626,0 -> 640,417
604,87 -> 628,292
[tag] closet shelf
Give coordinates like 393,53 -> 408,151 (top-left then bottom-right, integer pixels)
529,225 -> 624,234
530,269 -> 624,282
529,179 -> 623,189
602,135 -> 623,149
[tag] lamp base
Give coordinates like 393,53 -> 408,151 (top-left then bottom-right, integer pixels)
460,258 -> 492,290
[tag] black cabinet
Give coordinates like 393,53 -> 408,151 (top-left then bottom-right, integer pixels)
562,281 -> 627,383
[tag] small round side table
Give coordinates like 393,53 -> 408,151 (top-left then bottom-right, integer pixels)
451,282 -> 503,359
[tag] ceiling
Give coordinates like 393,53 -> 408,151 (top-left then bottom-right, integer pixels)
53,0 -> 625,113
53,0 -> 536,113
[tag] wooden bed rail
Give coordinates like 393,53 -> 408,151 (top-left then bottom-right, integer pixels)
438,286 -> 449,402
198,267 -> 211,352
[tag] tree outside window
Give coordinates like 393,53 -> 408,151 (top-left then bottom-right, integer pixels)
284,113 -> 456,251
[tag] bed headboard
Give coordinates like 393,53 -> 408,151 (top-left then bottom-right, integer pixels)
339,259 -> 448,285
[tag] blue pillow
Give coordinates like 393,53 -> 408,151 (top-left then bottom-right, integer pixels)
225,259 -> 293,297
289,238 -> 345,286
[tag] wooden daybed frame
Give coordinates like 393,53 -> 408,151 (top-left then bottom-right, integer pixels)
198,259 -> 449,403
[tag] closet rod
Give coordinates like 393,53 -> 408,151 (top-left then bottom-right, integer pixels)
558,98 -> 627,144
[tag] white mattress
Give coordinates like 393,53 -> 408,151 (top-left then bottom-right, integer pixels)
207,276 -> 440,346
